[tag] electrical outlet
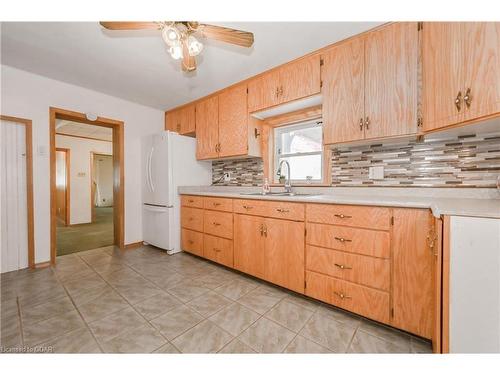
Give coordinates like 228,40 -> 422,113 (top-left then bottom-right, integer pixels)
223,172 -> 231,182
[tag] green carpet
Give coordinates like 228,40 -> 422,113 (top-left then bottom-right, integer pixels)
56,207 -> 114,256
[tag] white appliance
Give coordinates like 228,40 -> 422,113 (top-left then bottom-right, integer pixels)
142,131 -> 211,254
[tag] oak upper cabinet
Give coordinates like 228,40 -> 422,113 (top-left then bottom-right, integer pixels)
248,55 -> 321,112
195,96 -> 219,160
234,214 -> 266,278
218,84 -> 249,158
423,22 -> 500,131
165,104 -> 196,135
323,22 -> 418,144
264,218 -> 305,293
392,208 -> 435,339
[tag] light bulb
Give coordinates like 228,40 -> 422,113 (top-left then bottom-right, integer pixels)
169,41 -> 183,60
187,35 -> 203,57
162,26 -> 179,46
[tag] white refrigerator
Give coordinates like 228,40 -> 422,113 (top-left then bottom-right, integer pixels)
142,131 -> 211,254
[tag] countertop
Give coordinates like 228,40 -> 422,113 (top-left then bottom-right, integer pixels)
178,186 -> 500,219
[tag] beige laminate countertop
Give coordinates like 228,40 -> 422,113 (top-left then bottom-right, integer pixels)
178,187 -> 500,219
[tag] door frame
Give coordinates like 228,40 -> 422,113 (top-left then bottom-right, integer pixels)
55,147 -> 71,226
0,115 -> 35,268
50,107 -> 125,264
90,151 -> 113,223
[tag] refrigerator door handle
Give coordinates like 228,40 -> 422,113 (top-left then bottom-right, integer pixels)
148,147 -> 155,192
143,205 -> 172,213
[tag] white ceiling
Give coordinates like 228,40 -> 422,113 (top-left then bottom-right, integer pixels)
1,22 -> 382,110
56,120 -> 113,141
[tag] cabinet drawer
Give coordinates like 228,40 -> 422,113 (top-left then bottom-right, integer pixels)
306,245 -> 390,291
181,207 -> 204,232
204,210 -> 233,239
204,197 -> 233,212
306,223 -> 390,258
234,199 -> 305,221
181,229 -> 203,257
181,195 -> 204,209
306,271 -> 390,324
203,234 -> 233,268
306,204 -> 391,230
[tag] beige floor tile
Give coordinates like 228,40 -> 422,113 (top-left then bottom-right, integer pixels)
214,279 -> 259,300
238,317 -> 295,353
299,312 -> 356,353
410,336 -> 433,353
146,272 -> 187,290
150,305 -> 203,340
237,288 -> 282,314
89,307 -> 146,343
167,279 -> 211,303
316,304 -> 362,328
194,270 -> 237,290
114,283 -> 162,305
77,288 -> 129,323
41,327 -> 101,353
284,294 -> 320,312
20,295 -> 75,326
101,323 -> 167,353
358,319 -> 411,347
133,292 -> 183,320
187,291 -> 232,317
23,309 -> 85,346
209,302 -> 260,336
284,335 -> 332,353
348,330 -> 410,353
63,274 -> 108,297
218,338 -> 256,353
265,300 -> 314,332
172,320 -> 233,353
153,342 -> 180,353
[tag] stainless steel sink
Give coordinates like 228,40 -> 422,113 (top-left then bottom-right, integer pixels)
240,192 -> 320,197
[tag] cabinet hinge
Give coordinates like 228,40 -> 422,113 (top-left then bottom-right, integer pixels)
417,117 -> 423,128
246,88 -> 249,94
320,80 -> 323,89
304,280 -> 307,290
390,216 -> 394,226
304,228 -> 307,237
320,58 -> 324,66
417,22 -> 423,31
391,308 -> 394,318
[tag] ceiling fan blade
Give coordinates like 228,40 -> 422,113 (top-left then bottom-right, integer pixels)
99,22 -> 161,30
196,24 -> 254,47
181,39 -> 197,72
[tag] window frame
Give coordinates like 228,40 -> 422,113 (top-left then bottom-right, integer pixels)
272,119 -> 325,184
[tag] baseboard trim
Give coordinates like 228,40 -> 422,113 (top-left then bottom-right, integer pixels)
124,241 -> 143,250
33,261 -> 51,269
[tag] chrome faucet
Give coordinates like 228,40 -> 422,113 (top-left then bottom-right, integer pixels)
278,160 -> 292,193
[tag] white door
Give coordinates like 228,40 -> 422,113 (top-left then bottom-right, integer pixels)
1,120 -> 29,273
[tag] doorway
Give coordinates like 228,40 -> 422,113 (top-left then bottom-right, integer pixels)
0,115 -> 35,272
50,107 -> 124,263
55,148 -> 70,226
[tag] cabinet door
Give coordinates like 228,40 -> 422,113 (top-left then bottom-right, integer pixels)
422,22 -> 464,131
179,104 -> 196,135
218,84 -> 248,157
195,96 -> 219,160
264,218 -> 305,293
463,22 -> 500,123
234,214 -> 265,278
279,55 -> 321,104
392,208 -> 434,339
364,22 -> 418,139
247,70 -> 280,112
166,110 -> 179,132
322,38 -> 365,144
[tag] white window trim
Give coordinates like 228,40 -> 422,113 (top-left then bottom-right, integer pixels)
273,119 -> 324,184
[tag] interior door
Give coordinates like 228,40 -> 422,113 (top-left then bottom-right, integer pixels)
422,22 -> 464,131
279,55 -> 321,104
195,96 -> 219,160
247,70 -> 280,112
462,22 -> 500,123
218,84 -> 248,158
364,22 -> 418,139
1,120 -> 28,273
322,37 -> 365,144
264,218 -> 305,293
56,149 -> 69,225
234,214 -> 265,278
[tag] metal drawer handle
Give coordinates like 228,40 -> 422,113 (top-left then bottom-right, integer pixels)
276,208 -> 289,213
243,205 -> 253,210
455,91 -> 462,112
464,88 -> 472,108
212,222 -> 221,226
188,199 -> 194,203
334,214 -> 352,219
334,263 -> 352,270
213,248 -> 221,253
334,236 -> 352,243
334,291 -> 352,300
188,240 -> 194,244
188,217 -> 194,221
213,202 -> 221,206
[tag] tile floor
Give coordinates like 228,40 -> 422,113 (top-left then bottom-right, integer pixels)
0,245 -> 432,353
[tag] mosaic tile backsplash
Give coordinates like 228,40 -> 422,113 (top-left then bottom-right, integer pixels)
211,131 -> 500,188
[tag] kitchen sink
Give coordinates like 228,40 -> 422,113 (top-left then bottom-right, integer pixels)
240,192 -> 320,197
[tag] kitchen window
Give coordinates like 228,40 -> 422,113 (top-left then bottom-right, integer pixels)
273,119 -> 324,184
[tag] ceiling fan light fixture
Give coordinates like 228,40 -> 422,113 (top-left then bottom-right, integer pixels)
187,35 -> 203,57
162,25 -> 180,46
169,40 -> 183,60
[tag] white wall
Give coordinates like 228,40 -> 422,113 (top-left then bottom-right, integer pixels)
94,154 -> 113,208
56,134 -> 112,224
1,65 -> 164,263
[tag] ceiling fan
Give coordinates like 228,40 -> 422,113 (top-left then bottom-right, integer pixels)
99,22 -> 254,72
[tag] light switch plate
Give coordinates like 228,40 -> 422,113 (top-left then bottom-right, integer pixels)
369,166 -> 384,180
223,172 -> 231,182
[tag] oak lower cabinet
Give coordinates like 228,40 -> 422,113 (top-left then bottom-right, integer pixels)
234,213 -> 305,293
